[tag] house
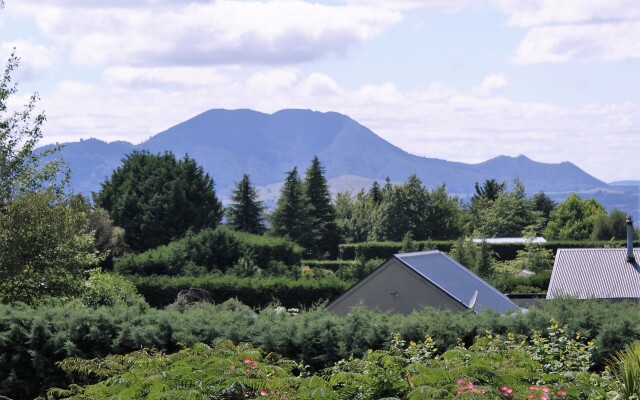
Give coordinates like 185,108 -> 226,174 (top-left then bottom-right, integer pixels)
546,216 -> 639,301
327,250 -> 520,315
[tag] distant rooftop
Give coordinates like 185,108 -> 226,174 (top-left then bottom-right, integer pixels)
471,237 -> 547,244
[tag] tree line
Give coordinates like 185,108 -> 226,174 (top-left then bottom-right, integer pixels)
1,49 -> 637,306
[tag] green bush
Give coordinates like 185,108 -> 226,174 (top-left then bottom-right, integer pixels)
132,274 -> 351,309
115,227 -> 302,276
490,270 -> 552,294
1,299 -> 639,399
79,270 -> 148,308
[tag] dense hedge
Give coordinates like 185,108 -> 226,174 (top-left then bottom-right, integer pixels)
1,299 -> 639,399
339,239 -> 639,261
132,274 -> 351,309
115,227 -> 302,276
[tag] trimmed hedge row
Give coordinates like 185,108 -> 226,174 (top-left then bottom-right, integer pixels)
338,239 -> 639,261
115,227 -> 303,276
132,274 -> 352,309
1,299 -> 639,400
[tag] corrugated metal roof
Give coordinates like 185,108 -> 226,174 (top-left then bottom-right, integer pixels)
547,248 -> 640,300
395,251 -> 519,313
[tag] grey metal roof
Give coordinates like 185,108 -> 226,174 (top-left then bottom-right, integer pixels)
547,248 -> 640,300
471,237 -> 547,244
395,251 -> 520,313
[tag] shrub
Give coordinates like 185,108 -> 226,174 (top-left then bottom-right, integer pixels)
115,227 -> 302,276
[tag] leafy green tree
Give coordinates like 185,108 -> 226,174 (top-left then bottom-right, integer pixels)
544,193 -> 606,240
0,193 -> 100,304
97,151 -> 222,252
371,177 -> 463,242
424,184 -> 463,240
335,189 -> 380,243
374,175 -> 428,241
0,51 -> 99,304
303,156 -> 341,259
0,51 -> 68,207
226,174 -> 266,235
592,209 -> 628,240
270,167 -> 312,249
472,180 -> 541,238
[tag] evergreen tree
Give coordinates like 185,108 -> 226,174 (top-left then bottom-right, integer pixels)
368,181 -> 383,206
530,191 -> 557,224
303,156 -> 341,259
97,151 -> 222,252
227,174 -> 266,235
270,167 -> 312,248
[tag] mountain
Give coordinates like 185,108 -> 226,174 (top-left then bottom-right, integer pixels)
49,109 -> 610,200
46,108 -> 640,219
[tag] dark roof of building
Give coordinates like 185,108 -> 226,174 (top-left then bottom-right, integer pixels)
547,248 -> 640,300
394,250 -> 519,313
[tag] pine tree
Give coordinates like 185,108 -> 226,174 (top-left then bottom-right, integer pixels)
270,167 -> 311,247
303,156 -> 341,259
227,174 -> 266,234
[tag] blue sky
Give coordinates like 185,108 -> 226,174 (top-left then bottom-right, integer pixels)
2,0 -> 640,182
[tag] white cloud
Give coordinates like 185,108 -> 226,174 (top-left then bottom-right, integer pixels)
472,73 -> 507,96
14,0 -> 401,67
103,66 -> 230,88
0,40 -> 57,80
513,21 -> 640,64
494,0 -> 640,64
494,0 -> 640,27
347,0 -> 472,12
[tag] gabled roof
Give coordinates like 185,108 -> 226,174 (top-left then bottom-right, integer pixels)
547,248 -> 640,299
394,251 -> 519,313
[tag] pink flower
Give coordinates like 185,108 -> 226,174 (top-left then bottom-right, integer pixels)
541,387 -> 550,393
260,390 -> 267,396
500,385 -> 513,394
456,379 -> 464,384
251,361 -> 258,369
243,358 -> 252,363
557,390 -> 567,396
229,365 -> 236,370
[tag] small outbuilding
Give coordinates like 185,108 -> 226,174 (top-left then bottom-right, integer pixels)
327,250 -> 520,315
547,216 -> 639,302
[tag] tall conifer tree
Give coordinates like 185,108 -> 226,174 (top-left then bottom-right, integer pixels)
303,156 -> 341,259
227,174 -> 266,234
270,167 -> 311,247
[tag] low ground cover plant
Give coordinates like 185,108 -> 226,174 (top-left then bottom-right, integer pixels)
47,322 -> 616,399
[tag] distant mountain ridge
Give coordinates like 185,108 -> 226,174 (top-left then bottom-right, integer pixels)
45,108 -> 637,218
